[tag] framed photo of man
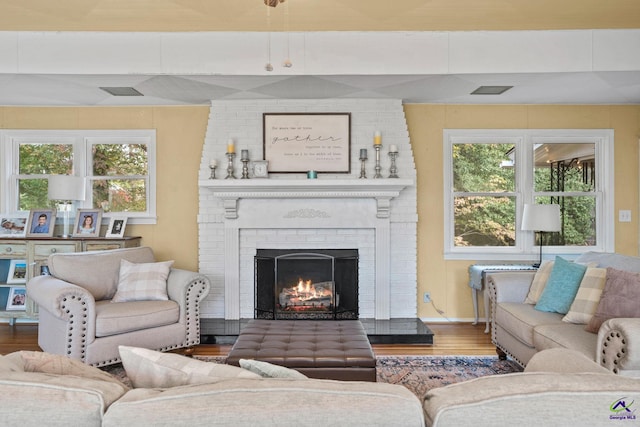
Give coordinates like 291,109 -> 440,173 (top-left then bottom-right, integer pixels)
26,209 -> 56,237
106,216 -> 127,238
73,209 -> 102,237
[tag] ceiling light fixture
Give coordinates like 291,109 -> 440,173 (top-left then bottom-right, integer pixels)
264,0 -> 291,71
99,87 -> 143,97
471,86 -> 513,95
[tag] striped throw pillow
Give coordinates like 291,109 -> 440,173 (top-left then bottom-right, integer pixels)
111,259 -> 174,302
562,267 -> 607,324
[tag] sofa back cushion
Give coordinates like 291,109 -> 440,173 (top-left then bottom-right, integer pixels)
575,251 -> 640,272
48,246 -> 156,300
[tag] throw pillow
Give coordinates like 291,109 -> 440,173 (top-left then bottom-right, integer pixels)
585,267 -> 640,333
562,267 -> 607,324
111,259 -> 174,303
118,345 -> 261,388
535,256 -> 587,314
524,260 -> 554,304
4,350 -> 126,386
239,359 -> 308,379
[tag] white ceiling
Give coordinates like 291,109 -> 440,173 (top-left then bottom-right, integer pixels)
1,30 -> 639,106
1,71 -> 640,106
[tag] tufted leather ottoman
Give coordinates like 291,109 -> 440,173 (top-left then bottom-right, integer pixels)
226,319 -> 376,382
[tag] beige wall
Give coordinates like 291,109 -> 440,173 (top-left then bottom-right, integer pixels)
407,104 -> 640,319
0,106 -> 209,271
2,104 -> 639,319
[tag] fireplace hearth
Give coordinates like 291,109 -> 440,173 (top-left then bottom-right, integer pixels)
255,249 -> 358,320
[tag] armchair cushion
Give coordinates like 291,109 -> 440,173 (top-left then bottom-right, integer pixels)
96,300 -> 179,337
111,259 -> 174,302
48,246 -> 156,300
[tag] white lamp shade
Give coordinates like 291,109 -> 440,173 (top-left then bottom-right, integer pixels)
521,204 -> 561,232
47,175 -> 86,201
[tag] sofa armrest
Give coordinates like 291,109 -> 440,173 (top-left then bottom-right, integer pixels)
597,318 -> 640,375
487,271 -> 535,304
524,348 -> 611,374
166,268 -> 211,346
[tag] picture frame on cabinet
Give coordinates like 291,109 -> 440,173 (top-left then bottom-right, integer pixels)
0,215 -> 27,238
6,286 -> 27,310
73,209 -> 102,237
26,209 -> 56,237
105,216 -> 127,238
7,260 -> 27,284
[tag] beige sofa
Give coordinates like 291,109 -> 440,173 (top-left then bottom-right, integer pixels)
488,252 -> 640,376
423,348 -> 640,427
0,350 -> 425,427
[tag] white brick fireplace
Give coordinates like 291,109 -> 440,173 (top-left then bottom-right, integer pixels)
198,99 -> 417,320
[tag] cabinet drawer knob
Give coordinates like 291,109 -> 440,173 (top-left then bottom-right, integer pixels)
50,248 -> 57,253
5,247 -> 12,253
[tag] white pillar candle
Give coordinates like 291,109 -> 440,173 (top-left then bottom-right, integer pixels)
389,144 -> 398,153
210,159 -> 218,168
227,139 -> 235,154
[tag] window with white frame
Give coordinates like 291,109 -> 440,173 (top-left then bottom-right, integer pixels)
443,129 -> 614,261
1,130 -> 156,224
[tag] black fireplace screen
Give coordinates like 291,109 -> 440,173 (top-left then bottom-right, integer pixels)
254,249 -> 358,320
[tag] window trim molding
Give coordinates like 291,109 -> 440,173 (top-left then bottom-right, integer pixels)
443,129 -> 614,261
1,129 -> 157,225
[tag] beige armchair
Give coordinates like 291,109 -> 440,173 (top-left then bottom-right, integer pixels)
26,246 -> 210,367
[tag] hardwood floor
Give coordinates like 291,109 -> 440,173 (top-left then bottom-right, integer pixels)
0,322 -> 497,357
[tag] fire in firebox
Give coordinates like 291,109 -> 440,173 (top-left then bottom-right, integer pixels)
278,279 -> 335,312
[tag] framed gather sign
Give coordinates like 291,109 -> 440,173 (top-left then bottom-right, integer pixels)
263,113 -> 351,173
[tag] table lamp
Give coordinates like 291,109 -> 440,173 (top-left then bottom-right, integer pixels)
47,176 -> 86,238
521,203 -> 561,267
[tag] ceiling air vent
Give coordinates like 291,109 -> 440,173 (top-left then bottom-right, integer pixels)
470,86 -> 513,95
99,87 -> 144,96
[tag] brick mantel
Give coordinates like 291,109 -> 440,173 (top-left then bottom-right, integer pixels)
199,179 -> 412,219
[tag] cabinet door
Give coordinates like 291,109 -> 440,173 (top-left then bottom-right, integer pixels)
0,242 -> 29,320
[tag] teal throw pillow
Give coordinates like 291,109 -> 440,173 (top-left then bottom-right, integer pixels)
535,256 -> 587,314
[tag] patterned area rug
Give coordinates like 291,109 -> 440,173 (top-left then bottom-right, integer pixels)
103,355 -> 522,399
375,355 -> 522,398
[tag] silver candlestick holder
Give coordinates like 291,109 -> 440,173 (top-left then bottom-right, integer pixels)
388,151 -> 399,178
373,144 -> 382,178
225,152 -> 236,179
359,151 -> 368,179
241,158 -> 250,179
209,165 -> 217,179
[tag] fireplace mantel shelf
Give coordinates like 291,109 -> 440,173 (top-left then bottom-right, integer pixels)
199,178 -> 413,219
